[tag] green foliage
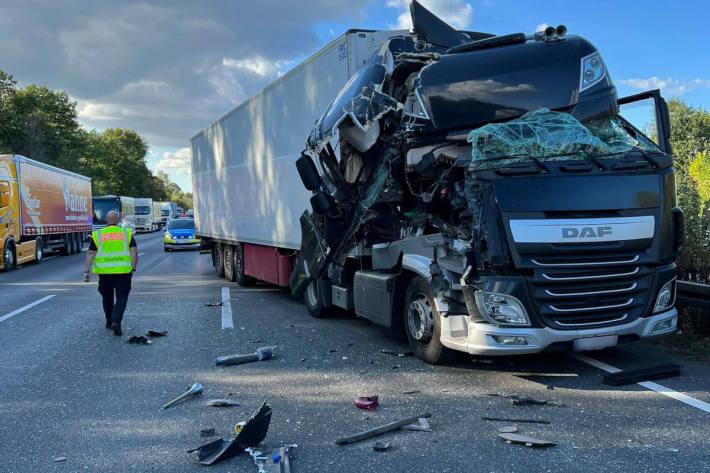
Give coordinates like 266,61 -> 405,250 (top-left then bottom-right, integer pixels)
668,99 -> 710,282
0,69 -> 182,203
156,170 -> 192,210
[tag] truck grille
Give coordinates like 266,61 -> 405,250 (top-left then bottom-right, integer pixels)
528,254 -> 651,329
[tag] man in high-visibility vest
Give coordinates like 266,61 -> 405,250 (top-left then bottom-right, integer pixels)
83,211 -> 138,336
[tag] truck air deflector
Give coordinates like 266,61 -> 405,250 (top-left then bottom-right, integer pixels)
509,216 -> 655,243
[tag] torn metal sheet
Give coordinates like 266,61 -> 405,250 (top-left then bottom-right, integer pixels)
335,413 -> 431,445
499,432 -> 557,448
403,417 -> 432,432
188,401 -> 272,466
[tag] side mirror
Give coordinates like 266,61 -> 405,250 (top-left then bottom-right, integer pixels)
296,153 -> 322,191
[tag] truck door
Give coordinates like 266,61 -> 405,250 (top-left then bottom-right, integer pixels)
617,88 -> 672,154
0,179 -> 12,233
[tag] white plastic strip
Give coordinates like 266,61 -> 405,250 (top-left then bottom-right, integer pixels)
572,353 -> 710,413
510,216 -> 655,243
0,295 -> 56,323
221,287 -> 233,329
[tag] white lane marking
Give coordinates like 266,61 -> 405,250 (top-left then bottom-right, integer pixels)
221,287 -> 233,329
0,295 -> 56,323
138,252 -> 144,256
572,353 -> 710,414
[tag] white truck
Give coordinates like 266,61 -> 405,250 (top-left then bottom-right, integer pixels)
134,198 -> 161,232
159,201 -> 178,226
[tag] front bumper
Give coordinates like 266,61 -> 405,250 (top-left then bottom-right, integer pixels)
164,239 -> 201,249
440,307 -> 677,355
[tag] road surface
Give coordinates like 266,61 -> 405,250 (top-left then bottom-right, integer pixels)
1,231 -> 709,472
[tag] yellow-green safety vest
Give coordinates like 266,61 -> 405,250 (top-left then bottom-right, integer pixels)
92,226 -> 132,274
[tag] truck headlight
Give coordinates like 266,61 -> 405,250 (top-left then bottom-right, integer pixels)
654,278 -> 676,313
580,52 -> 606,91
475,292 -> 531,326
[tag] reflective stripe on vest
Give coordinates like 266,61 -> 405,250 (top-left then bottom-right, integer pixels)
92,226 -> 132,274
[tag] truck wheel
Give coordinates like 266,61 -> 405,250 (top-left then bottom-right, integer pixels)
34,237 -> 44,264
60,234 -> 70,256
213,244 -> 225,278
404,276 -> 456,364
70,233 -> 79,254
223,245 -> 236,282
305,279 -> 330,318
234,243 -> 256,287
2,241 -> 16,271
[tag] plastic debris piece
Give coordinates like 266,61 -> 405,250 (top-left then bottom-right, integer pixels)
200,428 -> 216,438
403,417 -> 432,432
509,396 -> 554,406
53,457 -> 67,462
481,416 -> 551,424
335,413 -> 432,445
162,383 -> 203,409
498,426 -> 518,433
355,396 -> 379,411
602,364 -> 680,386
402,390 -> 420,395
372,441 -> 391,452
206,399 -> 241,407
380,349 -> 414,357
498,432 -> 556,448
205,301 -> 224,307
246,444 -> 295,473
126,335 -> 152,345
188,401 -> 272,466
146,330 -> 168,337
216,346 -> 277,366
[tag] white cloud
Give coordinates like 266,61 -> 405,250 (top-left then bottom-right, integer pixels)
222,56 -> 287,77
535,23 -> 549,32
619,77 -> 710,96
387,0 -> 473,30
154,147 -> 192,176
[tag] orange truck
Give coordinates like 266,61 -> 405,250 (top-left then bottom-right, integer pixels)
0,154 -> 92,270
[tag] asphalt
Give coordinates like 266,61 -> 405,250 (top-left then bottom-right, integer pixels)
1,231 -> 709,473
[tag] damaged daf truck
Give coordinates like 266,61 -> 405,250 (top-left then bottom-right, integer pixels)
192,1 -> 683,363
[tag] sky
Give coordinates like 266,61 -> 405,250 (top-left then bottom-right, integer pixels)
1,0 -> 708,192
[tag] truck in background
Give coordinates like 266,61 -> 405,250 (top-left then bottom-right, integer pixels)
191,1 -> 682,363
159,201 -> 178,226
0,154 -> 92,270
92,195 -> 136,233
134,198 -> 161,232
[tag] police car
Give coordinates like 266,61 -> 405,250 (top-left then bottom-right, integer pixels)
163,217 -> 200,252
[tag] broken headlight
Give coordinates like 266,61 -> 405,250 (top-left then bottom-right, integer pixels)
654,278 -> 676,313
474,292 -> 530,327
579,52 -> 606,92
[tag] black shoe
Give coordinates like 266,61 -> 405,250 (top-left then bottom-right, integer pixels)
111,323 -> 122,336
105,320 -> 112,329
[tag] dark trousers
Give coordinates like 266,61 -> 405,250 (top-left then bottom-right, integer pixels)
98,273 -> 132,325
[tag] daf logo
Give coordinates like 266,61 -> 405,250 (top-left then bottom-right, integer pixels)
562,226 -> 612,238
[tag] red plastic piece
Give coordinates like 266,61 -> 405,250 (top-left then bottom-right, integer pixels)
355,396 -> 379,410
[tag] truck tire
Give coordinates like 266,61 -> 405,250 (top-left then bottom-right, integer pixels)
2,240 -> 16,271
223,244 -> 236,282
213,244 -> 225,278
305,279 -> 330,318
60,234 -> 70,256
234,243 -> 256,287
34,237 -> 44,264
404,276 -> 457,364
70,233 -> 79,254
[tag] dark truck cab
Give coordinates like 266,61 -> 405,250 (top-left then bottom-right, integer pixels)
292,1 -> 683,362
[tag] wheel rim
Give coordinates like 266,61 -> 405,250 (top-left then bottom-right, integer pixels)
306,281 -> 318,307
36,244 -> 42,260
5,246 -> 14,268
407,293 -> 434,342
235,246 -> 243,276
224,248 -> 233,274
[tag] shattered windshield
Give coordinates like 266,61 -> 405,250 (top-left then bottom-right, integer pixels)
466,108 -> 662,170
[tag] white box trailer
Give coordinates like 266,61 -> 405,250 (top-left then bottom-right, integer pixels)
191,29 -> 402,285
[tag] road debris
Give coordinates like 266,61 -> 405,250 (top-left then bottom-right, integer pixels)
602,364 -> 681,386
206,399 -> 241,407
372,441 -> 391,452
499,432 -> 556,448
486,393 -> 561,407
402,390 -> 420,395
126,335 -> 152,345
335,413 -> 432,445
246,444 -> 296,473
189,401 -> 272,466
355,396 -> 379,411
380,349 -> 414,357
216,346 -> 277,366
53,457 -> 67,462
497,426 -> 518,433
205,301 -> 224,307
403,417 -> 432,432
162,383 -> 203,409
200,428 -> 216,438
481,416 -> 551,424
146,330 -> 168,337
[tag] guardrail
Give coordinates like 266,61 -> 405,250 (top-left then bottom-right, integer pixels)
677,280 -> 710,310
